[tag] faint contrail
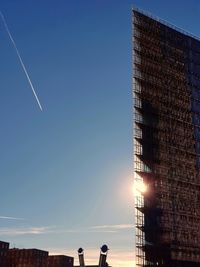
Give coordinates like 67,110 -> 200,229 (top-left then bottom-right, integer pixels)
0,11 -> 43,111
0,216 -> 24,220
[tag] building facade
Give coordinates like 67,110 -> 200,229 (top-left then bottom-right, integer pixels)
47,255 -> 74,267
0,241 -> 9,267
7,248 -> 49,267
0,242 -> 74,267
133,8 -> 200,267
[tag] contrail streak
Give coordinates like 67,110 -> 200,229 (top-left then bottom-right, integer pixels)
0,11 -> 43,111
0,216 -> 24,220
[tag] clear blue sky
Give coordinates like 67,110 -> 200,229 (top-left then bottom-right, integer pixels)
0,1 -> 200,266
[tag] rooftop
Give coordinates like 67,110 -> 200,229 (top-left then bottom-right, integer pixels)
132,6 -> 200,43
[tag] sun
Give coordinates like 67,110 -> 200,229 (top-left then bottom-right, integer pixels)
134,180 -> 147,195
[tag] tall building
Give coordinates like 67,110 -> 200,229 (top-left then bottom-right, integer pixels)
133,7 -> 200,267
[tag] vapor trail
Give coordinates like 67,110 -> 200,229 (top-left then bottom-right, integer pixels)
0,11 -> 43,111
0,216 -> 24,220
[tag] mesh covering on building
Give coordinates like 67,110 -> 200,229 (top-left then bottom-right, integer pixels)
133,8 -> 200,267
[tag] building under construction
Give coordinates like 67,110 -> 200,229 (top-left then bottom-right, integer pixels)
133,7 -> 200,267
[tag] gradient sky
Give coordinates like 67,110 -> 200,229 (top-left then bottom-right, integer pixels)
0,1 -> 200,267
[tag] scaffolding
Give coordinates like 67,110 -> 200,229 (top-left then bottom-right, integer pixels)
133,9 -> 200,267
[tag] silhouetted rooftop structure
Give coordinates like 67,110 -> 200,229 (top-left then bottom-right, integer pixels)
0,241 -> 74,267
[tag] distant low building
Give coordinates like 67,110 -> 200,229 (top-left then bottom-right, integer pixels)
7,248 -> 49,267
47,255 -> 74,267
0,241 -> 9,267
0,241 -> 75,267
0,240 -> 76,267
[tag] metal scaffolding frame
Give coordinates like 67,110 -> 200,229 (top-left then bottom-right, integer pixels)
133,9 -> 200,267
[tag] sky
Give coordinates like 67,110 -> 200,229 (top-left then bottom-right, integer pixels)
0,0 -> 200,266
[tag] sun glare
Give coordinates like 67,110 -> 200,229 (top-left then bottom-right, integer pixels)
134,180 -> 147,195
